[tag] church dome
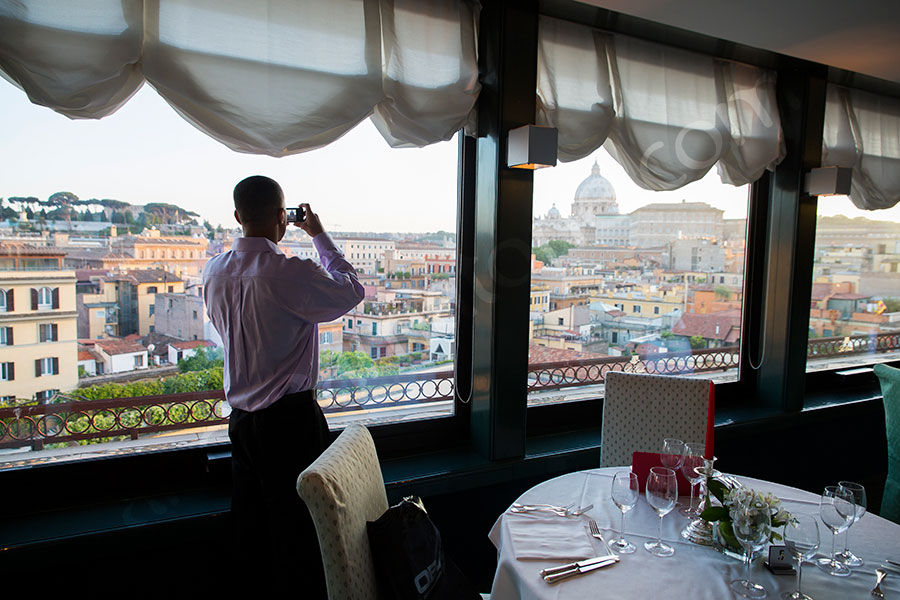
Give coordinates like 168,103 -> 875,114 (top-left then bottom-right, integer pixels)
547,204 -> 561,219
574,161 -> 616,202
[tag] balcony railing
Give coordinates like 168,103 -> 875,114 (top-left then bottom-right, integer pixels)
1,331 -> 897,452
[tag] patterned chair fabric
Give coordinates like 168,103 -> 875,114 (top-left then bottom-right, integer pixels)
874,363 -> 900,523
297,424 -> 389,600
600,372 -> 713,468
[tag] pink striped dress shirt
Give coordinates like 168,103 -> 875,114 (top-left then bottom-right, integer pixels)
202,233 -> 364,412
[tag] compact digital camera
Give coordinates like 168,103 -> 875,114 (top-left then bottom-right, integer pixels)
286,207 -> 306,224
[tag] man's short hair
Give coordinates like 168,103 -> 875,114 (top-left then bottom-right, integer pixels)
234,175 -> 283,223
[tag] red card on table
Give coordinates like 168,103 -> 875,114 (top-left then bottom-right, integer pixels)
631,451 -> 693,495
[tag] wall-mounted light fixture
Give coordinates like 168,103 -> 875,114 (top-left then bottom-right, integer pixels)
804,166 -> 852,196
507,125 -> 558,169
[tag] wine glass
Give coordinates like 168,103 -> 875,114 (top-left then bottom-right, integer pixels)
660,438 -> 686,470
835,481 -> 866,567
609,470 -> 639,554
782,514 -> 820,600
730,498 -> 771,599
644,466 -> 677,557
679,442 -> 705,516
815,485 -> 854,577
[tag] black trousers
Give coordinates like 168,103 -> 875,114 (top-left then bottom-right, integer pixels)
228,390 -> 330,596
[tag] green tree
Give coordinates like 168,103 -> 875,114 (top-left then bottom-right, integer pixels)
336,351 -> 373,375
713,285 -> 730,300
884,298 -> 900,313
177,347 -> 225,373
546,240 -> 575,257
689,335 -> 706,349
532,246 -> 553,264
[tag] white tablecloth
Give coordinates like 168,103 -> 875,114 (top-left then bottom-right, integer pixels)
488,468 -> 900,600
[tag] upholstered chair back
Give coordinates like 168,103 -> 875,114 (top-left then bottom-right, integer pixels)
297,424 -> 389,600
600,371 -> 713,468
875,363 -> 900,523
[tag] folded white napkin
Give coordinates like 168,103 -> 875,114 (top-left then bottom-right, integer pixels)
507,512 -> 595,561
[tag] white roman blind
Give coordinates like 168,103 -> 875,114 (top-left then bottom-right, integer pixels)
823,84 -> 900,210
537,16 -> 785,191
0,0 -> 480,156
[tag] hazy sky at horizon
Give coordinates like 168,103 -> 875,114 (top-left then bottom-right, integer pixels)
2,80 -> 899,231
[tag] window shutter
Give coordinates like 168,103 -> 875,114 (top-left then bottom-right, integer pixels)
31,288 -> 38,310
7,327 -> 12,345
52,288 -> 60,309
8,363 -> 13,381
52,323 -> 58,340
35,359 -> 42,377
39,324 -> 46,343
52,357 -> 59,374
6,289 -> 12,311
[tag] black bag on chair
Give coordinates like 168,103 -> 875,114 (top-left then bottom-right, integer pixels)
366,497 -> 481,600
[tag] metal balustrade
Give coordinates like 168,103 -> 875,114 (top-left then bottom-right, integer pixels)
1,331 -> 898,451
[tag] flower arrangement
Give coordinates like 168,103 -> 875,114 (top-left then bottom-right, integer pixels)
700,480 -> 793,553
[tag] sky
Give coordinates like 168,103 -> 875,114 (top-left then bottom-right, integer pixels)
2,79 -> 898,231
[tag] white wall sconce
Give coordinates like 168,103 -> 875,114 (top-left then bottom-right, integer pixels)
804,166 -> 852,196
507,125 -> 558,169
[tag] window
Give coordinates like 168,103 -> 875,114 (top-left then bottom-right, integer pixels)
0,81 -> 460,465
134,355 -> 144,368
529,150 -> 749,406
149,305 -> 155,317
371,347 -> 379,359
38,323 -> 58,342
0,362 -> 13,381
0,395 -> 15,405
0,326 -> 11,345
0,288 -> 9,312
372,322 -> 378,336
36,357 -> 59,376
34,286 -> 56,310
320,331 -> 333,344
806,198 -> 900,372
36,389 -> 58,402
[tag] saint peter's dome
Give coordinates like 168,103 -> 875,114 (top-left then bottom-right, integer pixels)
574,160 -> 616,202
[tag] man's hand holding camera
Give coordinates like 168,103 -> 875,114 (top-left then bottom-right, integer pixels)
291,203 -> 324,238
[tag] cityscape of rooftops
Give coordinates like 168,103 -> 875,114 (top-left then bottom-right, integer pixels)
1,77 -> 899,464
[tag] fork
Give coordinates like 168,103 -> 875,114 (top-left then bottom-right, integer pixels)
589,519 -> 616,557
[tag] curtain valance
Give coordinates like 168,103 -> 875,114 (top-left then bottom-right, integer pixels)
536,16 -> 784,191
0,0 -> 480,156
823,85 -> 900,210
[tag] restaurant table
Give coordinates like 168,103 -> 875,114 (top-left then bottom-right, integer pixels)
489,468 -> 900,600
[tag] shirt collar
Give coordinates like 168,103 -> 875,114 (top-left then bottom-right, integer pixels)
232,236 -> 284,255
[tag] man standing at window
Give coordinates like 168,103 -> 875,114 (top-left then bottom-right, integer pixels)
203,176 -> 364,594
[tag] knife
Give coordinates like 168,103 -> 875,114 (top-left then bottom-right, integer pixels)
541,555 -> 615,578
543,555 -> 620,583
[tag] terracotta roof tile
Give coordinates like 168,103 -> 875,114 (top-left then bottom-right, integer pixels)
94,339 -> 147,355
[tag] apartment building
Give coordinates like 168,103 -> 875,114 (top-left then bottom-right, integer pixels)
0,245 -> 78,403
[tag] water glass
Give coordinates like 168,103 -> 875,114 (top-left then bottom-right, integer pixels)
644,466 -> 677,557
782,514 -> 820,600
609,470 -> 639,553
730,498 -> 771,599
660,438 -> 686,470
815,485 -> 854,577
679,442 -> 705,516
835,481 -> 866,567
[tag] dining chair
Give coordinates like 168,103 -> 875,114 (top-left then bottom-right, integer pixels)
874,363 -> 900,523
600,371 -> 715,468
297,423 -> 389,600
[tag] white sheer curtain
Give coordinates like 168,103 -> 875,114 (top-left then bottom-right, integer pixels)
823,84 -> 900,210
0,0 -> 480,156
537,16 -> 784,191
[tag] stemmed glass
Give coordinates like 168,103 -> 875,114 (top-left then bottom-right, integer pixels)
609,470 -> 639,554
815,485 -> 855,577
730,498 -> 771,599
679,442 -> 705,516
644,466 -> 677,557
782,514 -> 820,600
660,438 -> 686,470
835,481 -> 866,567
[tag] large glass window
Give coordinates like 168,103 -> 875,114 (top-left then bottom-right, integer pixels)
0,81 -> 459,466
528,150 -> 749,406
806,197 -> 900,372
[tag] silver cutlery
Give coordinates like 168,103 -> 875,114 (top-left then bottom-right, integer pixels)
872,568 -> 887,598
888,560 -> 900,569
541,555 -> 615,578
589,519 -> 616,557
543,555 -> 620,583
882,563 -> 900,576
510,502 -> 592,517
